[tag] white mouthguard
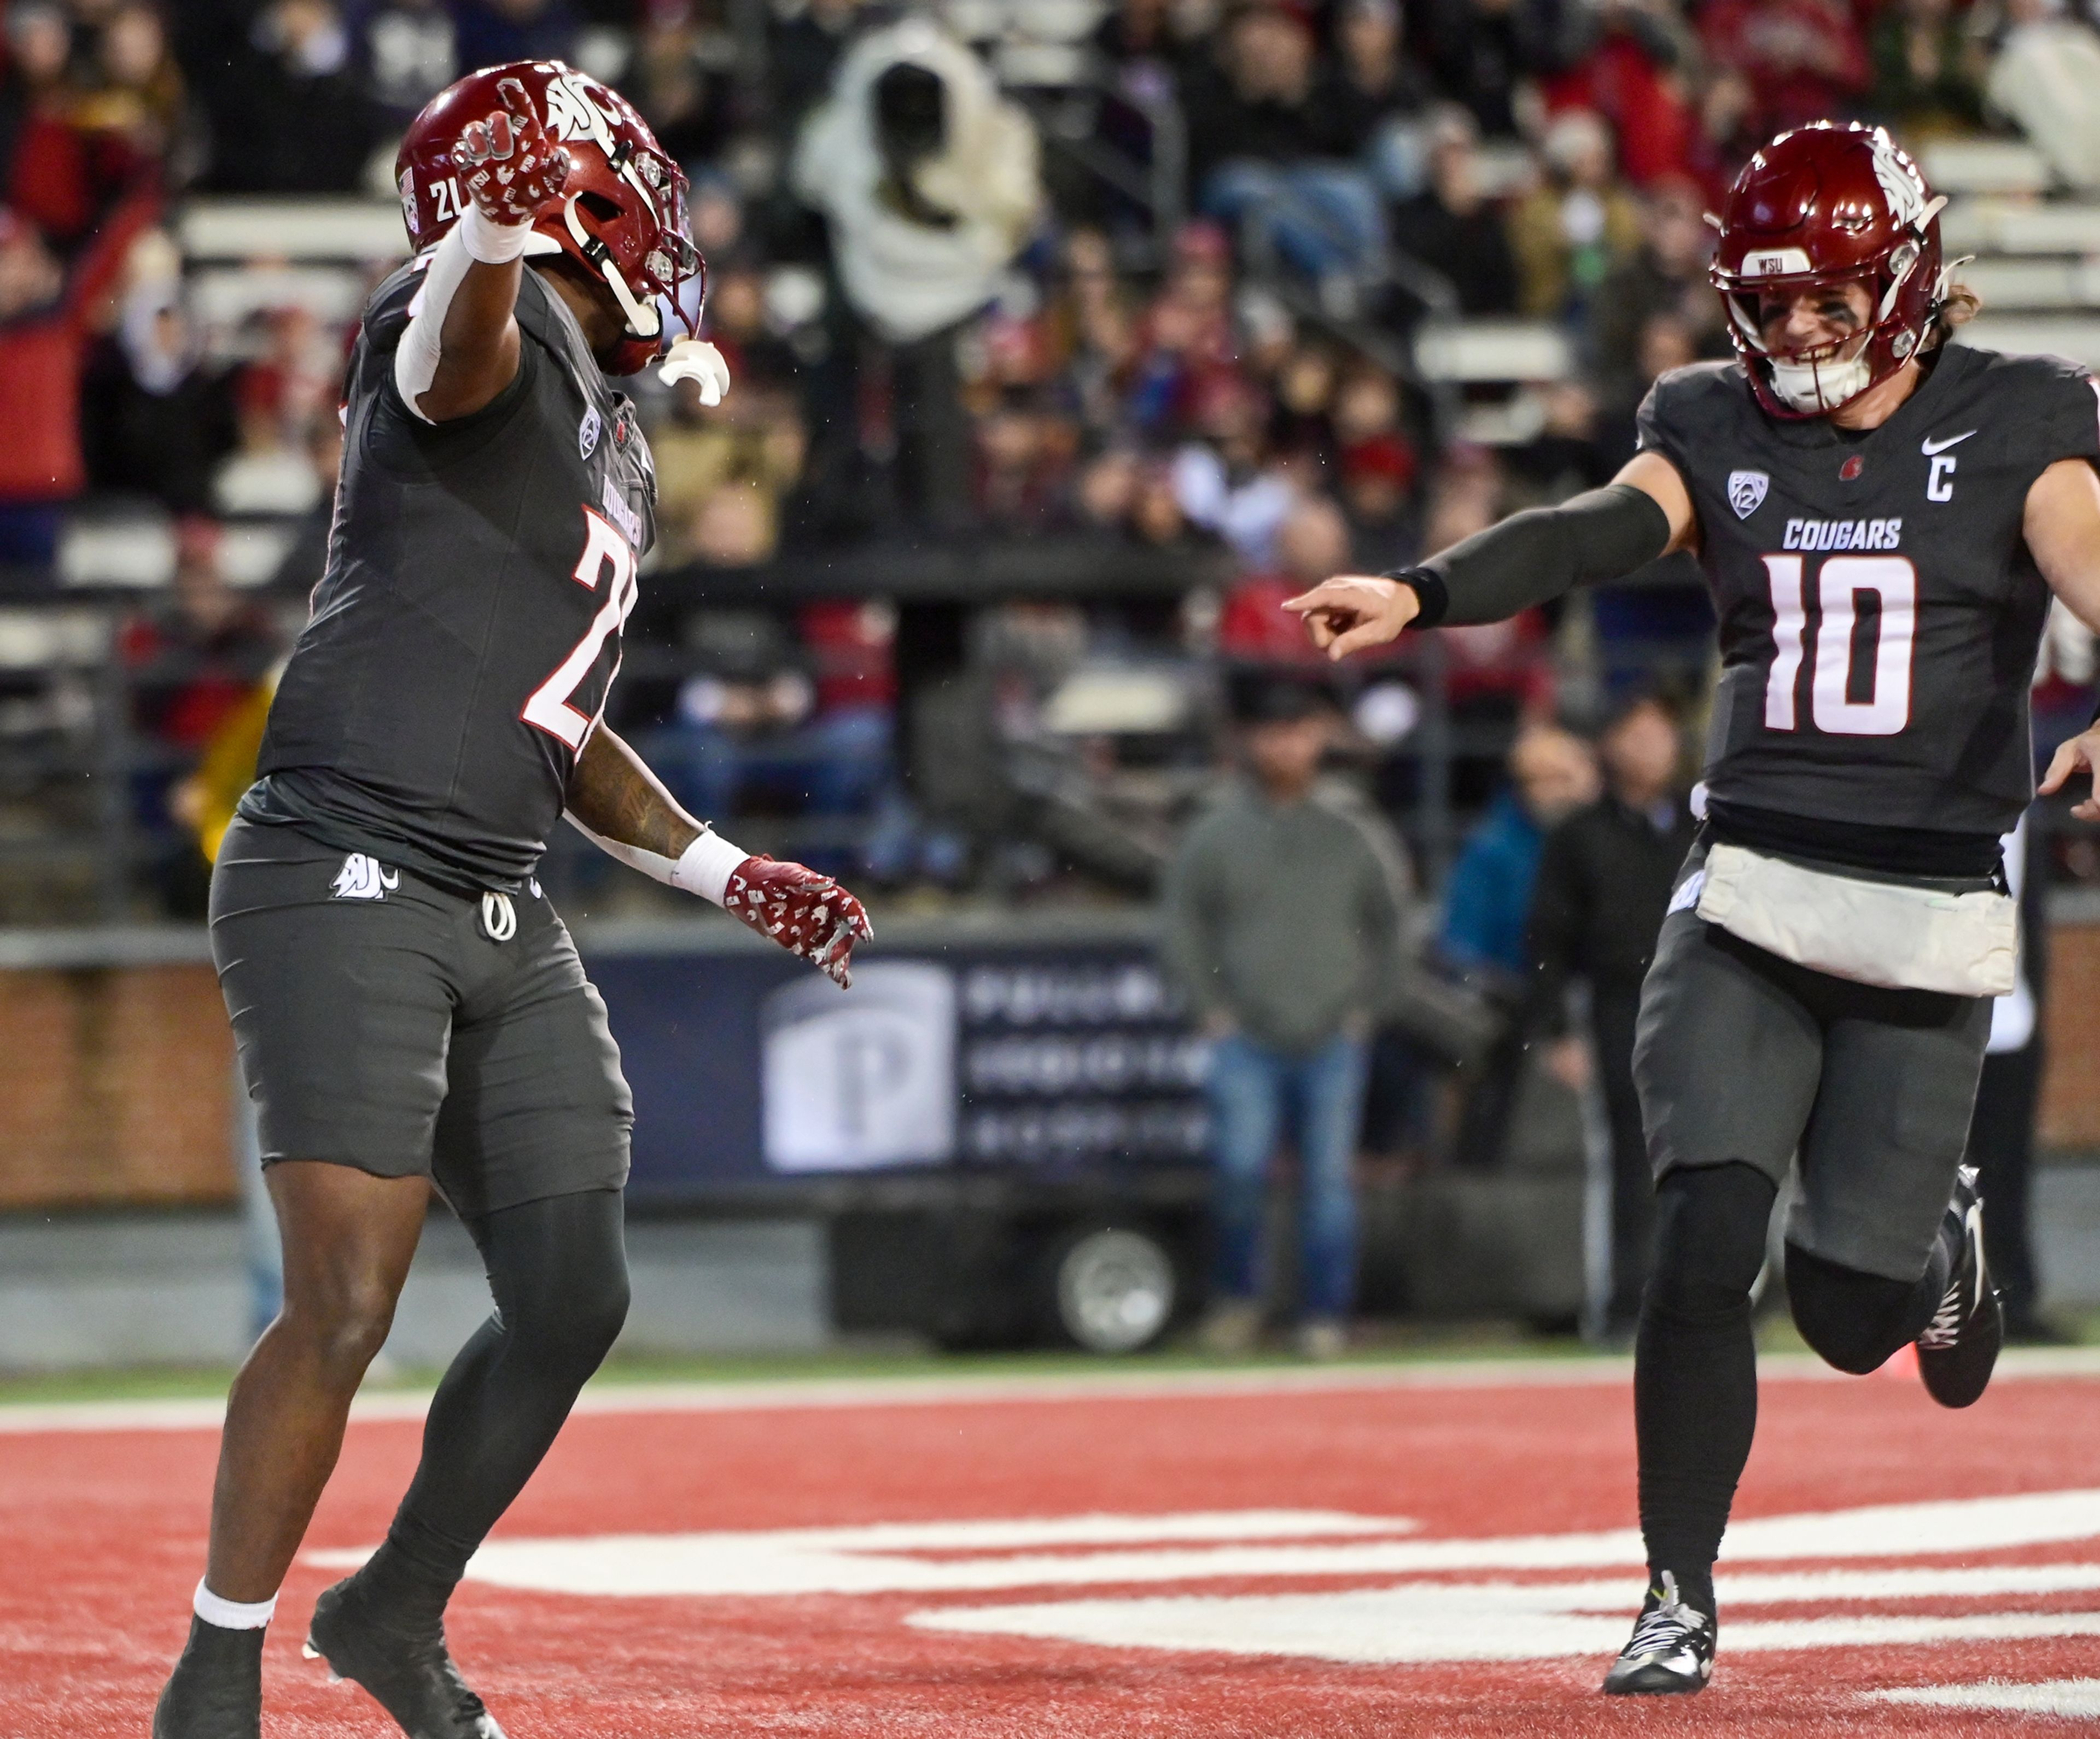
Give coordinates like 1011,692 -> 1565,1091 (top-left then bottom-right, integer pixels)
659,337 -> 731,405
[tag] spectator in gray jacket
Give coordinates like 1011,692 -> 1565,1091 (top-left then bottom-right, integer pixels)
1162,672 -> 1405,1358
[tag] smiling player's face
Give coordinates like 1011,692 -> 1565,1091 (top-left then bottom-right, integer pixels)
1755,281 -> 1874,358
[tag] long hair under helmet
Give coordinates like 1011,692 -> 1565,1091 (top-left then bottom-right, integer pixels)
1711,122 -> 1953,419
396,60 -> 705,376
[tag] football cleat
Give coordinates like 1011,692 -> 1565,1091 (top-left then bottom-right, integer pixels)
1601,1572 -> 1716,1695
305,1576 -> 506,1739
1917,1164 -> 2003,1409
152,1617 -> 263,1739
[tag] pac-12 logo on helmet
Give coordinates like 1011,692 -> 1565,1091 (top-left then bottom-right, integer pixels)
1709,122 -> 1951,420
394,60 -> 705,376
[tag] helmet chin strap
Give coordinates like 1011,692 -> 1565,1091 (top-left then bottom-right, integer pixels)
561,196 -> 661,342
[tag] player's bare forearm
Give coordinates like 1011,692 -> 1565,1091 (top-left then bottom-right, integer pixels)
2028,457 -> 2100,634
566,726 -> 702,859
567,725 -> 873,986
415,260 -> 523,422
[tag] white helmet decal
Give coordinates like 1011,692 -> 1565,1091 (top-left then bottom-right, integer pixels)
1870,129 -> 1928,230
543,72 -> 617,151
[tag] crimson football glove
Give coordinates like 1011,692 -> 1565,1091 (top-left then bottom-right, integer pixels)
722,856 -> 873,988
451,78 -> 571,228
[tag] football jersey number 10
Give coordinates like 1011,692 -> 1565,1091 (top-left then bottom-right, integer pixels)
1759,553 -> 1917,737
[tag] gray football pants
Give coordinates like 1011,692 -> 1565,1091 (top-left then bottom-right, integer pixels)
1633,868 -> 1991,1284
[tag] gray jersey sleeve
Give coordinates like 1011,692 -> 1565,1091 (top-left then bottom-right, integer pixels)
2011,354 -> 2100,476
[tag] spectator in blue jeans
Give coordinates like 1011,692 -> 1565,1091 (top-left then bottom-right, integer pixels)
1181,0 -> 1388,296
1162,672 -> 1404,1358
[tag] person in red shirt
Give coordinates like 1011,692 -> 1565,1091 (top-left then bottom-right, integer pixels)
1,1 -> 95,246
1542,0 -> 1698,186
0,186 -> 159,569
1698,0 -> 1871,139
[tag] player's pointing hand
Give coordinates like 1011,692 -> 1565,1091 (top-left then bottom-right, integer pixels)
722,857 -> 874,989
1282,574 -> 1423,661
451,77 -> 571,227
2040,725 -> 2100,822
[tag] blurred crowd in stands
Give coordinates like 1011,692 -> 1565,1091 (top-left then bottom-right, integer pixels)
1,0 -> 2097,942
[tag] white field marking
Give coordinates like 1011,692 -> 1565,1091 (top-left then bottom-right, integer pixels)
911,1588 -> 2100,1666
911,1562 -> 2100,1664
1872,1678 -> 2100,1716
14,1345 -> 2100,1434
300,1489 -> 2100,1601
311,1512 -> 1428,1597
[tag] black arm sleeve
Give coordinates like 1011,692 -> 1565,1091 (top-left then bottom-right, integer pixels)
1387,482 -> 1674,628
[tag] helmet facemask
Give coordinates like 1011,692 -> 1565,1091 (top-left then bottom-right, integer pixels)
1722,257 -> 1912,417
518,66 -> 706,372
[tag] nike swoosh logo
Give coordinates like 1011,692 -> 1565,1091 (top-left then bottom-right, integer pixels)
1921,430 -> 1977,455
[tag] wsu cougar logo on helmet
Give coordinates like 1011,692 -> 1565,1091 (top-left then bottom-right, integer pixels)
542,71 -> 617,152
1870,131 -> 1929,229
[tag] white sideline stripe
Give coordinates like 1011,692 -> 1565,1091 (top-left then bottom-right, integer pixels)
301,1490 -> 2100,1601
11,1346 -> 2100,1434
910,1590 -> 2100,1666
1871,1677 -> 2100,1716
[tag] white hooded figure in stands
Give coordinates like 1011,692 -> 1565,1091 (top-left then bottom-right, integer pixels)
791,18 -> 1044,530
791,16 -> 1042,346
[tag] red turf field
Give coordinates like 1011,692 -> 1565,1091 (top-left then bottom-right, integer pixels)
8,1360 -> 2100,1736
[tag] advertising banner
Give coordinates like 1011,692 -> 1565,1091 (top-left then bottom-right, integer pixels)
587,937 -> 1206,1203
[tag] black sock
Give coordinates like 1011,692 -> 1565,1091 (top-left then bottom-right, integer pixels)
180,1613 -> 269,1657
352,1521 -> 463,1637
364,1189 -> 629,1632
1635,1164 -> 1774,1600
1644,1563 -> 1715,1618
161,1615 -> 264,1722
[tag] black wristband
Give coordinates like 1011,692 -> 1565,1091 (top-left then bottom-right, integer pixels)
1383,566 -> 1450,629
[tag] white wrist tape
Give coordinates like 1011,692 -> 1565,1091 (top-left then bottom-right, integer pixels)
565,815 -> 749,907
194,1578 -> 277,1630
459,204 -> 536,264
393,213 -> 535,422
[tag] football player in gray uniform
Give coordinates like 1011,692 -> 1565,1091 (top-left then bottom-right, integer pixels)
1287,122 -> 2100,1695
154,63 -> 868,1739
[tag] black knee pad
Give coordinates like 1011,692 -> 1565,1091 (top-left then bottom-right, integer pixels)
1644,1163 -> 1776,1321
1784,1242 -> 1918,1375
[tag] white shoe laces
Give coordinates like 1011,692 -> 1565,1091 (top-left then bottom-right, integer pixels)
1624,1572 -> 1710,1659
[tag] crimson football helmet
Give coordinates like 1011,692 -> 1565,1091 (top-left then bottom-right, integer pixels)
396,60 -> 703,375
1710,122 -> 1951,419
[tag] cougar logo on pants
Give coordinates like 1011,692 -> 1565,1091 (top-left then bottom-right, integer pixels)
331,854 -> 400,900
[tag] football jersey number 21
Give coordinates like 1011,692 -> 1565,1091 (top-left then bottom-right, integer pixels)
523,507 -> 639,749
1760,553 -> 1916,737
